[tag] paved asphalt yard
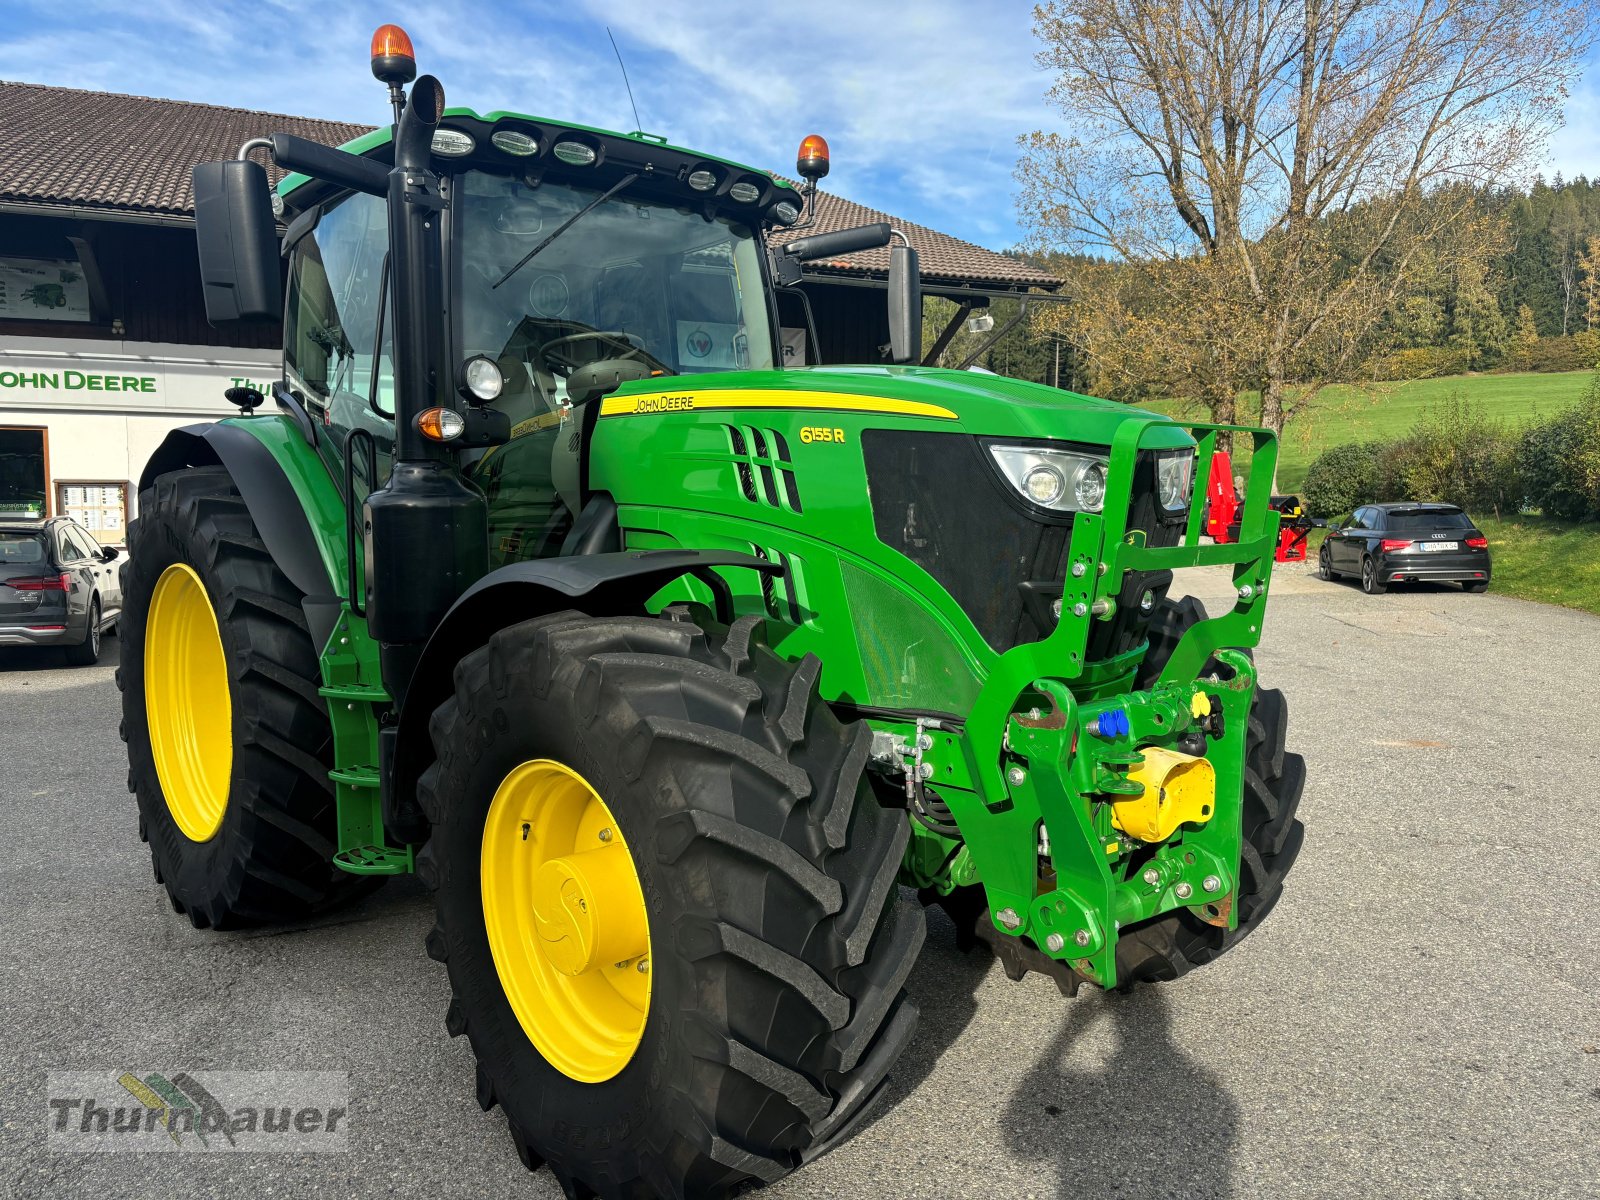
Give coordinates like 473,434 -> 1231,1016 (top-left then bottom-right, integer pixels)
2,566 -> 1596,1199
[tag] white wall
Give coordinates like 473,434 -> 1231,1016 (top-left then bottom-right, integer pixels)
1,334 -> 281,528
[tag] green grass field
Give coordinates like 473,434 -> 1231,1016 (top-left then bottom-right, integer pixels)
1305,513 -> 1600,615
1139,369 -> 1593,492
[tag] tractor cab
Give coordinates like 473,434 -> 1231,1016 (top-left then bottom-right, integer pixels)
260,95 -> 920,571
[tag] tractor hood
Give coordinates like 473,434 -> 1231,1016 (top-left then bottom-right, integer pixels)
607,366 -> 1195,450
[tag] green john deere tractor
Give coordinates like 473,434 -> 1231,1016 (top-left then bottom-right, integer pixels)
120,26 -> 1304,1199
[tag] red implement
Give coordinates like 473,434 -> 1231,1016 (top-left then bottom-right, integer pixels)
1204,450 -> 1240,543
1202,450 -> 1320,561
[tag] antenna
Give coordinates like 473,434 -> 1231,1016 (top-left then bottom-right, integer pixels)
607,27 -> 644,135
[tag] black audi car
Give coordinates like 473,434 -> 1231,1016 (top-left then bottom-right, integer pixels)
0,517 -> 122,664
1318,502 -> 1492,595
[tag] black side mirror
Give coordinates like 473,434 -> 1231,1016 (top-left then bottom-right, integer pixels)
781,222 -> 891,262
887,241 -> 921,364
193,160 -> 282,324
771,222 -> 893,287
100,546 -> 119,563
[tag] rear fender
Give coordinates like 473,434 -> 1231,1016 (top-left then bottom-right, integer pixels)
139,416 -> 348,652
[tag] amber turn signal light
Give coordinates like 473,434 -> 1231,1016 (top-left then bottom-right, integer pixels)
417,407 -> 466,442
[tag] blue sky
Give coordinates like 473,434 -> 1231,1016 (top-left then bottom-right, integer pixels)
2,1 -> 1597,250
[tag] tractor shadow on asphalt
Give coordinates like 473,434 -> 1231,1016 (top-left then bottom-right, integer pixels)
1000,988 -> 1240,1199
872,900 -> 1240,1199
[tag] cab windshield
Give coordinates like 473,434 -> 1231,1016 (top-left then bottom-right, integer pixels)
457,170 -> 775,414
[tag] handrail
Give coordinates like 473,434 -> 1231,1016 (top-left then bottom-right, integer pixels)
343,428 -> 378,617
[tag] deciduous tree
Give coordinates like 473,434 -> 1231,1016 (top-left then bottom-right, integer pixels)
1018,0 -> 1594,466
1577,237 -> 1600,333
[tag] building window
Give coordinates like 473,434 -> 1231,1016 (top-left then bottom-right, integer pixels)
0,255 -> 92,324
0,426 -> 49,517
56,480 -> 128,544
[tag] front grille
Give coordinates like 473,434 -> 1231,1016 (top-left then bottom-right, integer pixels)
861,431 -> 1180,657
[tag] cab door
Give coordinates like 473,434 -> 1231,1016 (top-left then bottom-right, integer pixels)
283,189 -> 396,492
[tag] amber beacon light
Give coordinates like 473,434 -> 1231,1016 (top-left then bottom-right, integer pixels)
796,134 -> 830,182
371,24 -> 418,85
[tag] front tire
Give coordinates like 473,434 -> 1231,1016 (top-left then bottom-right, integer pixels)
418,612 -> 924,1199
119,465 -> 370,927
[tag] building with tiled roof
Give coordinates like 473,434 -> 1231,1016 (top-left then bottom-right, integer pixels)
0,81 -> 1056,293
775,189 -> 1056,293
0,82 -> 371,222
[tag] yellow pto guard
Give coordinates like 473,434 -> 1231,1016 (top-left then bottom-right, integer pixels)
1111,747 -> 1217,844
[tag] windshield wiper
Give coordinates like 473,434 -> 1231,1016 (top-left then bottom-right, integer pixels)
492,172 -> 640,290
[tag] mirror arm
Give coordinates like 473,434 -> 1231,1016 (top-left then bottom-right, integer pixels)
770,249 -> 802,288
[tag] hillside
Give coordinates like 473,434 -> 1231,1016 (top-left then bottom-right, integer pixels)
1137,369 -> 1593,492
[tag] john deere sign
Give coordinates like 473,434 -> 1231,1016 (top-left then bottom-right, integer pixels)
0,336 -> 279,416
0,369 -> 159,394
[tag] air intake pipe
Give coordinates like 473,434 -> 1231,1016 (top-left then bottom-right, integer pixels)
362,74 -> 487,703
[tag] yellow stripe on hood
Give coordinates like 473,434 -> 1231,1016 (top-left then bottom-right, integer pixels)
599,389 -> 958,421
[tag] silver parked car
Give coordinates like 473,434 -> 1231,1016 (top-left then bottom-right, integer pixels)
0,517 -> 123,664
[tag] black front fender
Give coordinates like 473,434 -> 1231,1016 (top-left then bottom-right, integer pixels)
388,549 -> 782,840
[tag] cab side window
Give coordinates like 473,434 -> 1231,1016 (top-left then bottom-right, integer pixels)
284,191 -> 395,485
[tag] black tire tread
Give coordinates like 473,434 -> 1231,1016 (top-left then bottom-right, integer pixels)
120,465 -> 371,927
419,612 -> 923,1199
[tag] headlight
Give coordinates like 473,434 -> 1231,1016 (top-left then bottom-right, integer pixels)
1155,450 -> 1195,512
457,355 -> 504,404
989,444 -> 1110,514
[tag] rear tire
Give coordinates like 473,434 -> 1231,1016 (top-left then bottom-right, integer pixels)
418,611 -> 924,1199
1464,581 -> 1489,593
65,598 -> 101,665
119,465 -> 373,928
1360,555 -> 1387,595
1317,545 -> 1335,581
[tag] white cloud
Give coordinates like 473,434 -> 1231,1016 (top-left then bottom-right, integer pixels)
578,0 -> 1053,244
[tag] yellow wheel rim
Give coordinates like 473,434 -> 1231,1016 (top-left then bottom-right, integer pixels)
481,759 -> 652,1083
145,563 -> 232,843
